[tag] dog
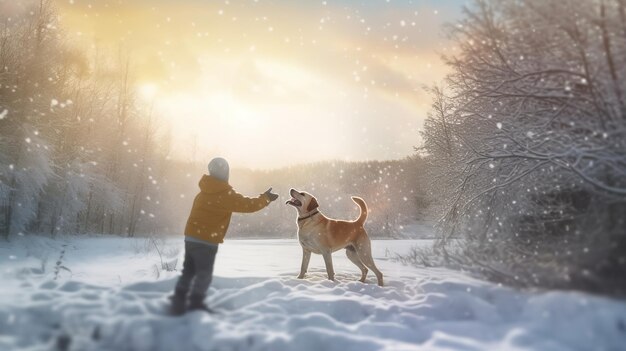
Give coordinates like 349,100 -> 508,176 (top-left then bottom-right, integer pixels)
286,188 -> 383,286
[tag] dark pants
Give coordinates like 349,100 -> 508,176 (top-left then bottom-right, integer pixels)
175,241 -> 219,296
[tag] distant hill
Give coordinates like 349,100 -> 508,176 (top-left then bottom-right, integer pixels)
222,157 -> 432,239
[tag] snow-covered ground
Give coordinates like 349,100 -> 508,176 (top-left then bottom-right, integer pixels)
1,236 -> 625,351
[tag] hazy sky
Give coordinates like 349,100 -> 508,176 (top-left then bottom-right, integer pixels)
54,0 -> 466,169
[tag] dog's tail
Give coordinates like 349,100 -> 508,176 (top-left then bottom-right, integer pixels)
351,196 -> 368,226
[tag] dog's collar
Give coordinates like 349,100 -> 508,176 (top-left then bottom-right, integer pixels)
298,210 -> 319,222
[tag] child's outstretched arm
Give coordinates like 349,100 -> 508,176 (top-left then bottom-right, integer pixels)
219,188 -> 278,213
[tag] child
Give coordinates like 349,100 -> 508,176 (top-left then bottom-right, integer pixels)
170,157 -> 279,315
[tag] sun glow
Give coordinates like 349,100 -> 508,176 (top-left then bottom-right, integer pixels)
139,83 -> 159,100
55,0 -> 458,168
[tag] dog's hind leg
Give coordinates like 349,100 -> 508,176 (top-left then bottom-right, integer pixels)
321,252 -> 336,281
298,248 -> 311,279
346,246 -> 368,282
355,237 -> 384,286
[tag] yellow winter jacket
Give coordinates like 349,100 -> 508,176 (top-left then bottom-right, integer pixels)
184,175 -> 271,244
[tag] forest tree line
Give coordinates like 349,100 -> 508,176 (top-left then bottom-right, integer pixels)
226,158 -> 430,239
421,0 -> 626,294
0,0 -> 176,239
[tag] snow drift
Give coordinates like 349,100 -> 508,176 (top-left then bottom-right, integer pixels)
0,237 -> 625,351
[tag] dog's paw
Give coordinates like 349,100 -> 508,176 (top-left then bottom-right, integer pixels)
297,275 -> 305,279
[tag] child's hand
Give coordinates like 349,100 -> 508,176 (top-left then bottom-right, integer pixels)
264,188 -> 279,202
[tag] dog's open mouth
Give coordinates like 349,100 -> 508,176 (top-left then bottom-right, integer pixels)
286,198 -> 302,207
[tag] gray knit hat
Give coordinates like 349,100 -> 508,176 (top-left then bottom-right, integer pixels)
208,157 -> 229,182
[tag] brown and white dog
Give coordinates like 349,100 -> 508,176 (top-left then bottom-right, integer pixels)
286,188 -> 384,286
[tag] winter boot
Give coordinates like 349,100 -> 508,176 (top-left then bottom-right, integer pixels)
188,293 -> 215,313
168,288 -> 187,316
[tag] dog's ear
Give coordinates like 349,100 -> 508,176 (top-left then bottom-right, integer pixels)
307,197 -> 319,211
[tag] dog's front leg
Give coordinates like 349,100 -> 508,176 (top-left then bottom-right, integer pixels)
322,252 -> 335,281
298,248 -> 311,279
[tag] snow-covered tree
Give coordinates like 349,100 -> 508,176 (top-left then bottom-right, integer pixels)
0,0 -> 175,239
422,0 -> 626,292
0,0 -> 58,237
